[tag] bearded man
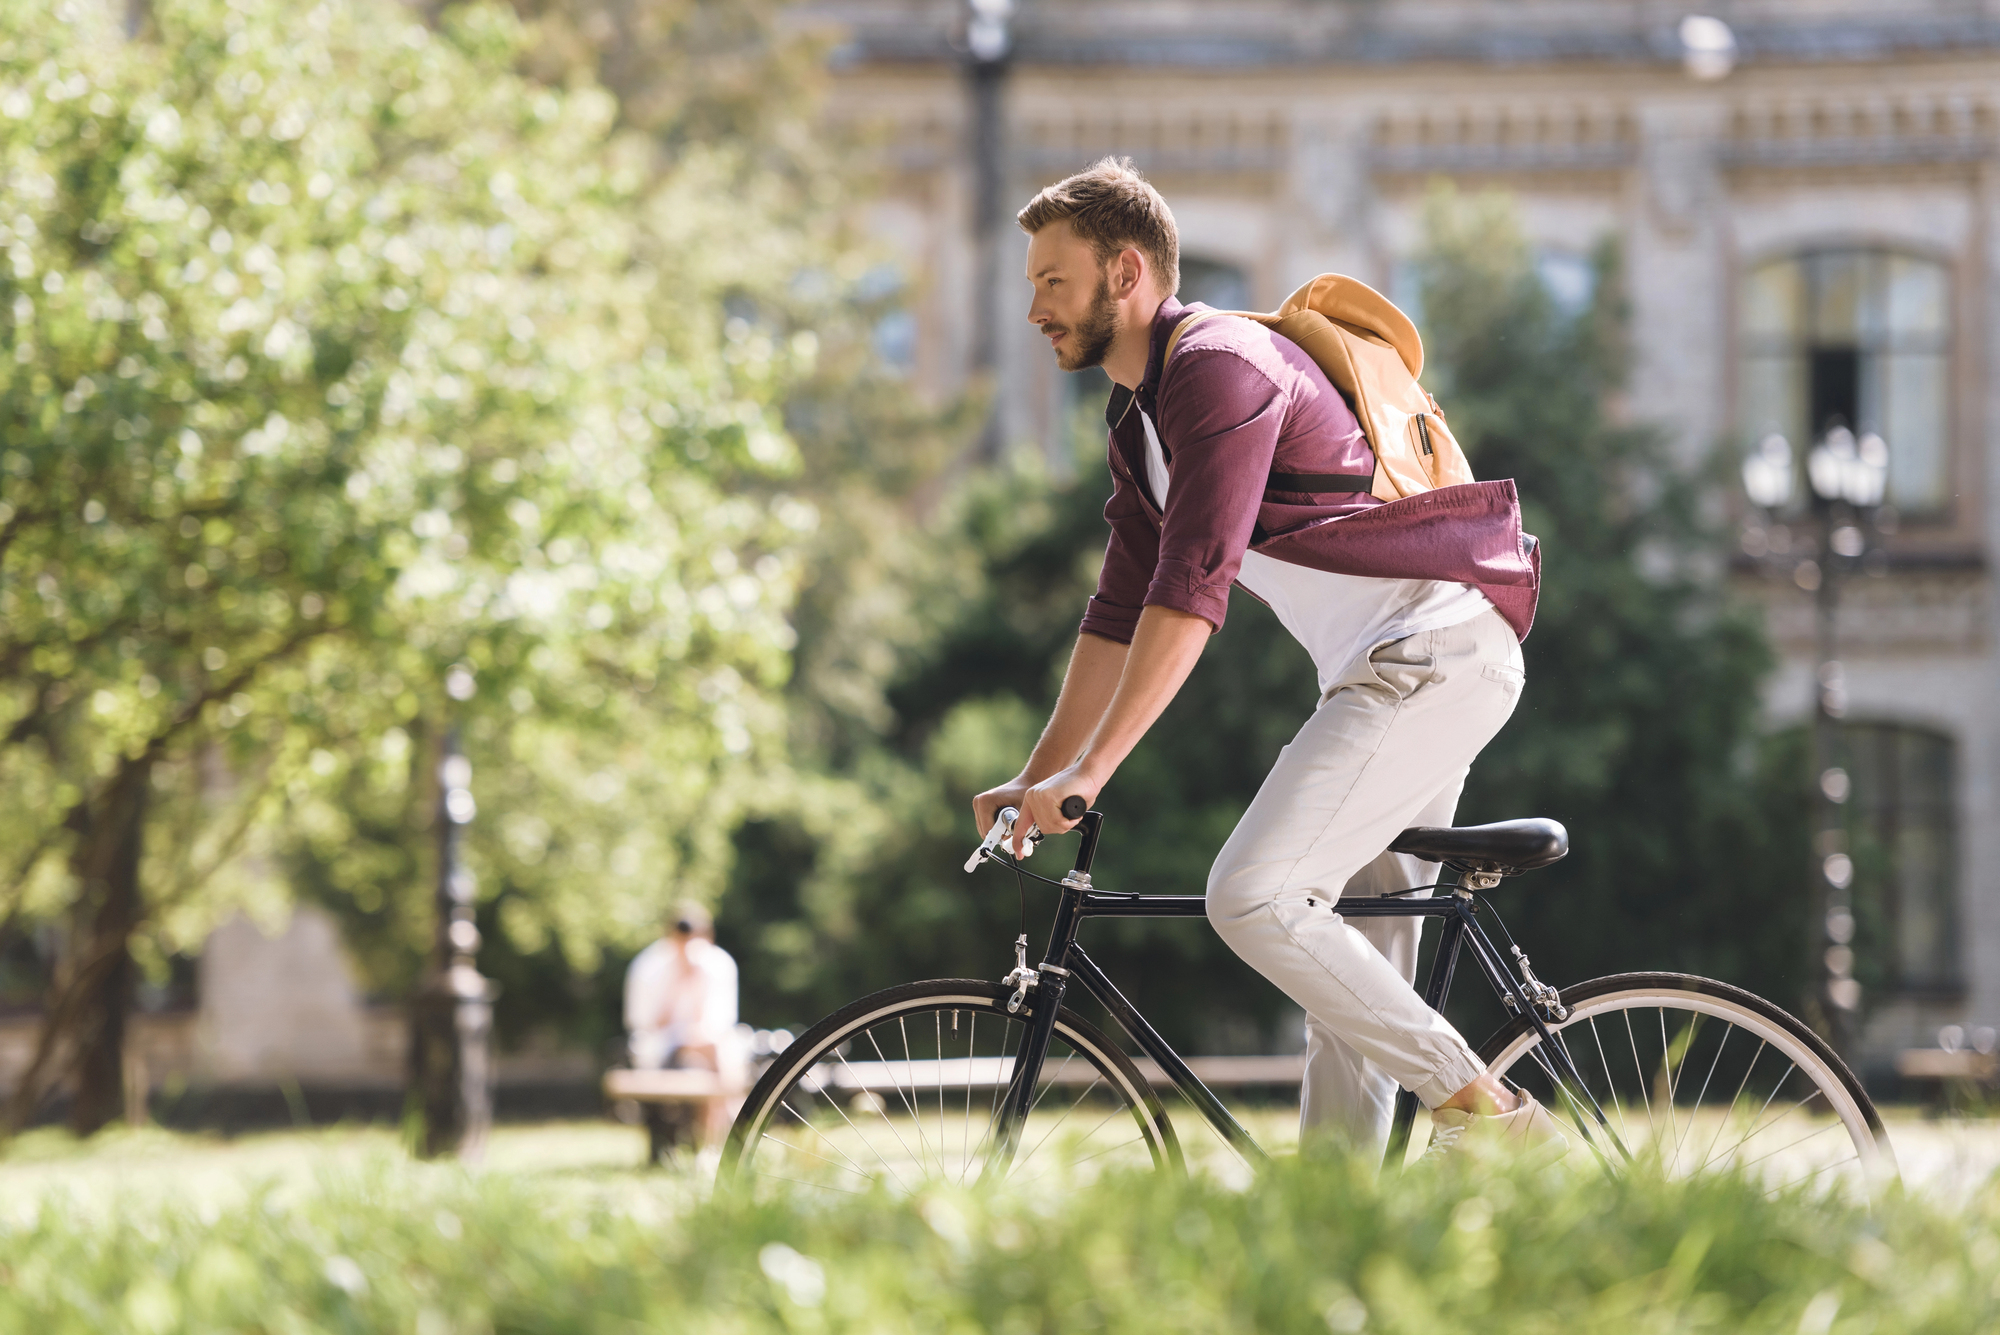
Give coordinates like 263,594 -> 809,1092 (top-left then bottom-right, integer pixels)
972,158 -> 1561,1162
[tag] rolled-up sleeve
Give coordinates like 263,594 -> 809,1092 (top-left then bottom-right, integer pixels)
1079,453 -> 1157,645
1145,348 -> 1283,632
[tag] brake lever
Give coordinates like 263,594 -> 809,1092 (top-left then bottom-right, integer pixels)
963,807 -> 1041,872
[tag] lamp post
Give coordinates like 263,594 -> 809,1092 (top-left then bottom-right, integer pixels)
1741,425 -> 1889,1054
965,0 -> 1013,459
409,666 -> 497,1160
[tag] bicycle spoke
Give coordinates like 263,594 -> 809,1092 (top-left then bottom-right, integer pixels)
1624,1009 -> 1655,1137
762,1128 -> 868,1180
962,1011 -> 975,1175
1016,1073 -> 1108,1169
1768,1147 -> 1864,1197
869,1024 -> 934,1167
1699,1037 -> 1768,1172
1588,1016 -> 1632,1145
1072,1133 -> 1147,1166
1735,1117 -> 1848,1175
1708,1061 -> 1806,1168
1481,982 -> 1886,1195
1025,1046 -> 1082,1119
791,1073 -> 913,1192
1012,1093 -> 1127,1187
892,1019 -> 937,1172
753,1168 -> 867,1197
1675,1019 -> 1732,1166
775,1098 -> 872,1181
835,1046 -> 925,1177
1658,1008 -> 1679,1153
968,1019 -> 1025,1182
1013,1124 -> 1147,1191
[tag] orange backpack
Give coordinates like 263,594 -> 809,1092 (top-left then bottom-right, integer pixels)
1164,274 -> 1475,502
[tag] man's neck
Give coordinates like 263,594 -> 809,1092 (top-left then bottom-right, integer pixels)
1104,292 -> 1167,390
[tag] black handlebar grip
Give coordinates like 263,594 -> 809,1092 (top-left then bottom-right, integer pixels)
1060,795 -> 1087,821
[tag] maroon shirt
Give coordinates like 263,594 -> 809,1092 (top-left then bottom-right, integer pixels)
1079,297 -> 1541,645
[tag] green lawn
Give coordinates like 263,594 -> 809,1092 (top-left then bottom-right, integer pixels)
3,1116 -> 1998,1333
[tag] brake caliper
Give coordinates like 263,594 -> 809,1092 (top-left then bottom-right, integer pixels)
1001,934 -> 1038,1014
1505,945 -> 1569,1023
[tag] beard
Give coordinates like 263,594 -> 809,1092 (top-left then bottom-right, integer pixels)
1050,275 -> 1119,372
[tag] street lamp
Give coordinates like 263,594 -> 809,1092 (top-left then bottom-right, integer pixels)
965,0 -> 1014,459
1740,425 -> 1891,1053
409,671 -> 498,1161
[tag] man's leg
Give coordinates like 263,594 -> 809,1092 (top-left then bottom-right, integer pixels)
1298,774 -> 1463,1157
1207,609 -> 1525,1134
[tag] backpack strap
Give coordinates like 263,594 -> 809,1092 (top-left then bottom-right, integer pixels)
1162,309 -> 1373,501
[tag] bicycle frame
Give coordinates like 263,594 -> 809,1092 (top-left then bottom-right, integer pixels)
989,810 -> 1615,1173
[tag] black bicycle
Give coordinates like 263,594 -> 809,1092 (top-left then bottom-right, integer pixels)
721,805 -> 1894,1195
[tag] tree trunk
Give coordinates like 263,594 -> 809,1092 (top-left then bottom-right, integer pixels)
64,755 -> 151,1133
2,756 -> 152,1135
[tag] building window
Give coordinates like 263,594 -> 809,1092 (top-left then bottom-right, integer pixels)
1844,723 -> 1959,994
1739,249 -> 1952,515
1178,256 -> 1251,312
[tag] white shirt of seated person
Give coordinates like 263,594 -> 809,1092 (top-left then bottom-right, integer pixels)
625,932 -> 740,1072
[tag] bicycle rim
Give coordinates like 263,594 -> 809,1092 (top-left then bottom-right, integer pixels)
720,980 -> 1180,1197
1477,973 -> 1896,1192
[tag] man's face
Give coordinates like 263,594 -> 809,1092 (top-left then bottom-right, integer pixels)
1025,221 -> 1121,373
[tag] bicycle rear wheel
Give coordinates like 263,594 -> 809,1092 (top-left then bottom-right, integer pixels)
1475,973 -> 1895,1190
719,979 -> 1180,1197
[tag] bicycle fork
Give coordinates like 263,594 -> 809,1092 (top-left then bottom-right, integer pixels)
984,816 -> 1100,1178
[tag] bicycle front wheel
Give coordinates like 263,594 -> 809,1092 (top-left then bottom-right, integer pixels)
1476,973 -> 1896,1190
719,979 -> 1180,1198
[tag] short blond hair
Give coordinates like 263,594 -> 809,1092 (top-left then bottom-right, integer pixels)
1016,157 -> 1180,296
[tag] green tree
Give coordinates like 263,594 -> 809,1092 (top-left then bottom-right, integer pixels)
1417,187 -> 1806,1032
0,0 -> 806,1132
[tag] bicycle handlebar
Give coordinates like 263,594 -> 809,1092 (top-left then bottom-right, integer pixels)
963,797 -> 1091,873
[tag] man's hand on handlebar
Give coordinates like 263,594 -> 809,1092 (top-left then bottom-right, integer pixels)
1013,766 -> 1097,855
972,779 -> 1031,846
973,772 -> 1096,859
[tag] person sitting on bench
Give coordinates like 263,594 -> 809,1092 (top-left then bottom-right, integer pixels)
623,901 -> 746,1148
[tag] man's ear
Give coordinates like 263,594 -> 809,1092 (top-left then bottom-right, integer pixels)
1113,247 -> 1147,300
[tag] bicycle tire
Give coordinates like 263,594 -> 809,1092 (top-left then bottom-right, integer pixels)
719,979 -> 1181,1196
1472,972 -> 1896,1186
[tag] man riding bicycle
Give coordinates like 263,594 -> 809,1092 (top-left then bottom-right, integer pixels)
973,158 -> 1562,1162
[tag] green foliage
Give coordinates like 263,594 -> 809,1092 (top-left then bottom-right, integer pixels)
1415,186 -> 1808,1030
2,1127 -> 1997,1332
0,0 -> 810,1013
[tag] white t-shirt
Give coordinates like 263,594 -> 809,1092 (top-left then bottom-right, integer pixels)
624,936 -> 740,1070
1140,411 -> 1493,693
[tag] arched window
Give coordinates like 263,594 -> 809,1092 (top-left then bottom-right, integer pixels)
1739,249 -> 1952,515
1844,724 -> 1959,994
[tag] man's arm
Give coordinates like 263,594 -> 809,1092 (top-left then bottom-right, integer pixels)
976,605 -> 1210,852
972,629 -> 1128,837
1010,605 -> 1208,848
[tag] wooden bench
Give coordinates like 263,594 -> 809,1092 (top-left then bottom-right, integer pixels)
606,1054 -> 1309,1161
604,1068 -> 740,1162
604,1068 -> 730,1101
1895,1048 -> 1998,1082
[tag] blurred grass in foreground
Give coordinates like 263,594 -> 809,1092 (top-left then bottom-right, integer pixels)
3,1121 -> 1998,1333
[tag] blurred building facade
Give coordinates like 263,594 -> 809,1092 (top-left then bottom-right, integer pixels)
807,0 -> 2000,1074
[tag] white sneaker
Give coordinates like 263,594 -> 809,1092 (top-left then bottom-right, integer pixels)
1416,1094 -> 1569,1167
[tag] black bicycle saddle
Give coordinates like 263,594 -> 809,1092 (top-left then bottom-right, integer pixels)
1387,818 -> 1569,877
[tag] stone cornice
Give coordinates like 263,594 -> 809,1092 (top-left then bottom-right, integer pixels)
817,6 -> 2000,71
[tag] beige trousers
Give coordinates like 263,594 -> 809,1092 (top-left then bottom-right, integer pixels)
1205,607 -> 1526,1156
